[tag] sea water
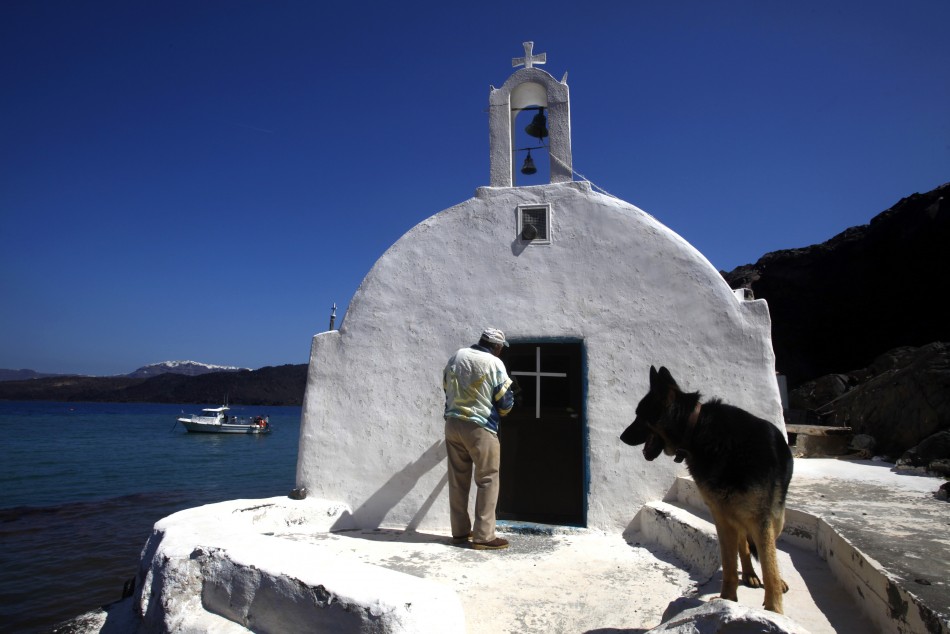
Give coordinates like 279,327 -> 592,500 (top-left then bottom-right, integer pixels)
0,400 -> 301,633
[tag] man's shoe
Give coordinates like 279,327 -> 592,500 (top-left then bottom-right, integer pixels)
472,537 -> 509,550
451,533 -> 472,545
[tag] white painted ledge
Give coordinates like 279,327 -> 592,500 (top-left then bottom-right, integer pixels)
133,497 -> 465,633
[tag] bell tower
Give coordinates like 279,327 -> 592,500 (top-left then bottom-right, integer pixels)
488,42 -> 573,187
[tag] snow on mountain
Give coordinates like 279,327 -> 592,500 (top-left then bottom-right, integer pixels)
125,360 -> 250,378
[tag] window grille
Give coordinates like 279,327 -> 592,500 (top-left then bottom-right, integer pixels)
518,204 -> 551,244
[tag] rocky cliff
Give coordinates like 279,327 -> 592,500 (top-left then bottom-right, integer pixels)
723,182 -> 949,388
723,182 -> 950,466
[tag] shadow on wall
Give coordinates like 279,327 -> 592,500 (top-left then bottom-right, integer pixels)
331,440 -> 448,531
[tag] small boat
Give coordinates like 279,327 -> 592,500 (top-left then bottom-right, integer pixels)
177,406 -> 271,434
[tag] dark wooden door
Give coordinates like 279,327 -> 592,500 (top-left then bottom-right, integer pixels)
497,341 -> 586,526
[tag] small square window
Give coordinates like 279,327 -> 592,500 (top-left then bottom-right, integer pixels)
518,204 -> 551,244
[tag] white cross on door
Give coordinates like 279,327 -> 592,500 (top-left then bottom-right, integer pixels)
511,346 -> 567,419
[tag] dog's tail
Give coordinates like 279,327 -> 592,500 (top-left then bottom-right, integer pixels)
748,538 -> 758,561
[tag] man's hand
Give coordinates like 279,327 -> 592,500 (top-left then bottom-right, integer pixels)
510,377 -> 523,407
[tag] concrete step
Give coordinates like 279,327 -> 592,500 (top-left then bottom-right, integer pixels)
631,480 -> 879,633
635,499 -> 721,578
634,475 -> 944,634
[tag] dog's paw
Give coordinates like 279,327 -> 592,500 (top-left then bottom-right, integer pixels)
742,571 -> 763,588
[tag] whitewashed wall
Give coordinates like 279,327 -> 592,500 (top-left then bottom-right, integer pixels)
296,180 -> 782,533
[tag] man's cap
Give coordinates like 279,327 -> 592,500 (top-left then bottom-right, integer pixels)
481,328 -> 509,347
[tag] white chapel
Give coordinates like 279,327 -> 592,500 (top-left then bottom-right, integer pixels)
295,42 -> 783,533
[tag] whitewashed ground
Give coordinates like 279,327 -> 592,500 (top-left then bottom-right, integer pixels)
291,529 -> 695,634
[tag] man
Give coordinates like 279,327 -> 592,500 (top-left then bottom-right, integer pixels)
443,328 -> 515,550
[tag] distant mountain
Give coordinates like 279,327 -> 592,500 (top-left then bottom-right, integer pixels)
0,360 -> 250,383
126,360 -> 249,378
0,364 -> 307,406
0,369 -> 64,382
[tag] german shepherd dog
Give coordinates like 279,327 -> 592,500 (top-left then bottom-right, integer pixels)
621,366 -> 793,614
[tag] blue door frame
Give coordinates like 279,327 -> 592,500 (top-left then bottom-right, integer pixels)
496,339 -> 588,527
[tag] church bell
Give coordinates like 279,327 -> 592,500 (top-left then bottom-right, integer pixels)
524,109 -> 548,140
521,150 -> 537,175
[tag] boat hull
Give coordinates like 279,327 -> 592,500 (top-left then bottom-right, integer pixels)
177,420 -> 271,434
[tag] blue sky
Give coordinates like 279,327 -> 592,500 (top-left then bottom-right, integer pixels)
2,1 -> 948,376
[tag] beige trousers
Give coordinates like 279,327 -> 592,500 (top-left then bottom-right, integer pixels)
444,416 -> 501,543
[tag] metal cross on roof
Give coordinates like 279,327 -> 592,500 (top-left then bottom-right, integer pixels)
512,41 -> 546,69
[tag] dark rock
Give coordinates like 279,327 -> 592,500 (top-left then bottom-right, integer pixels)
791,343 -> 950,461
723,183 -> 950,388
898,431 -> 950,468
848,434 -> 877,453
651,597 -> 808,633
789,373 -> 853,410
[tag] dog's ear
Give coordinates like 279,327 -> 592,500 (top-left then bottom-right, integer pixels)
649,365 -> 659,389
654,366 -> 680,405
656,366 -> 678,390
